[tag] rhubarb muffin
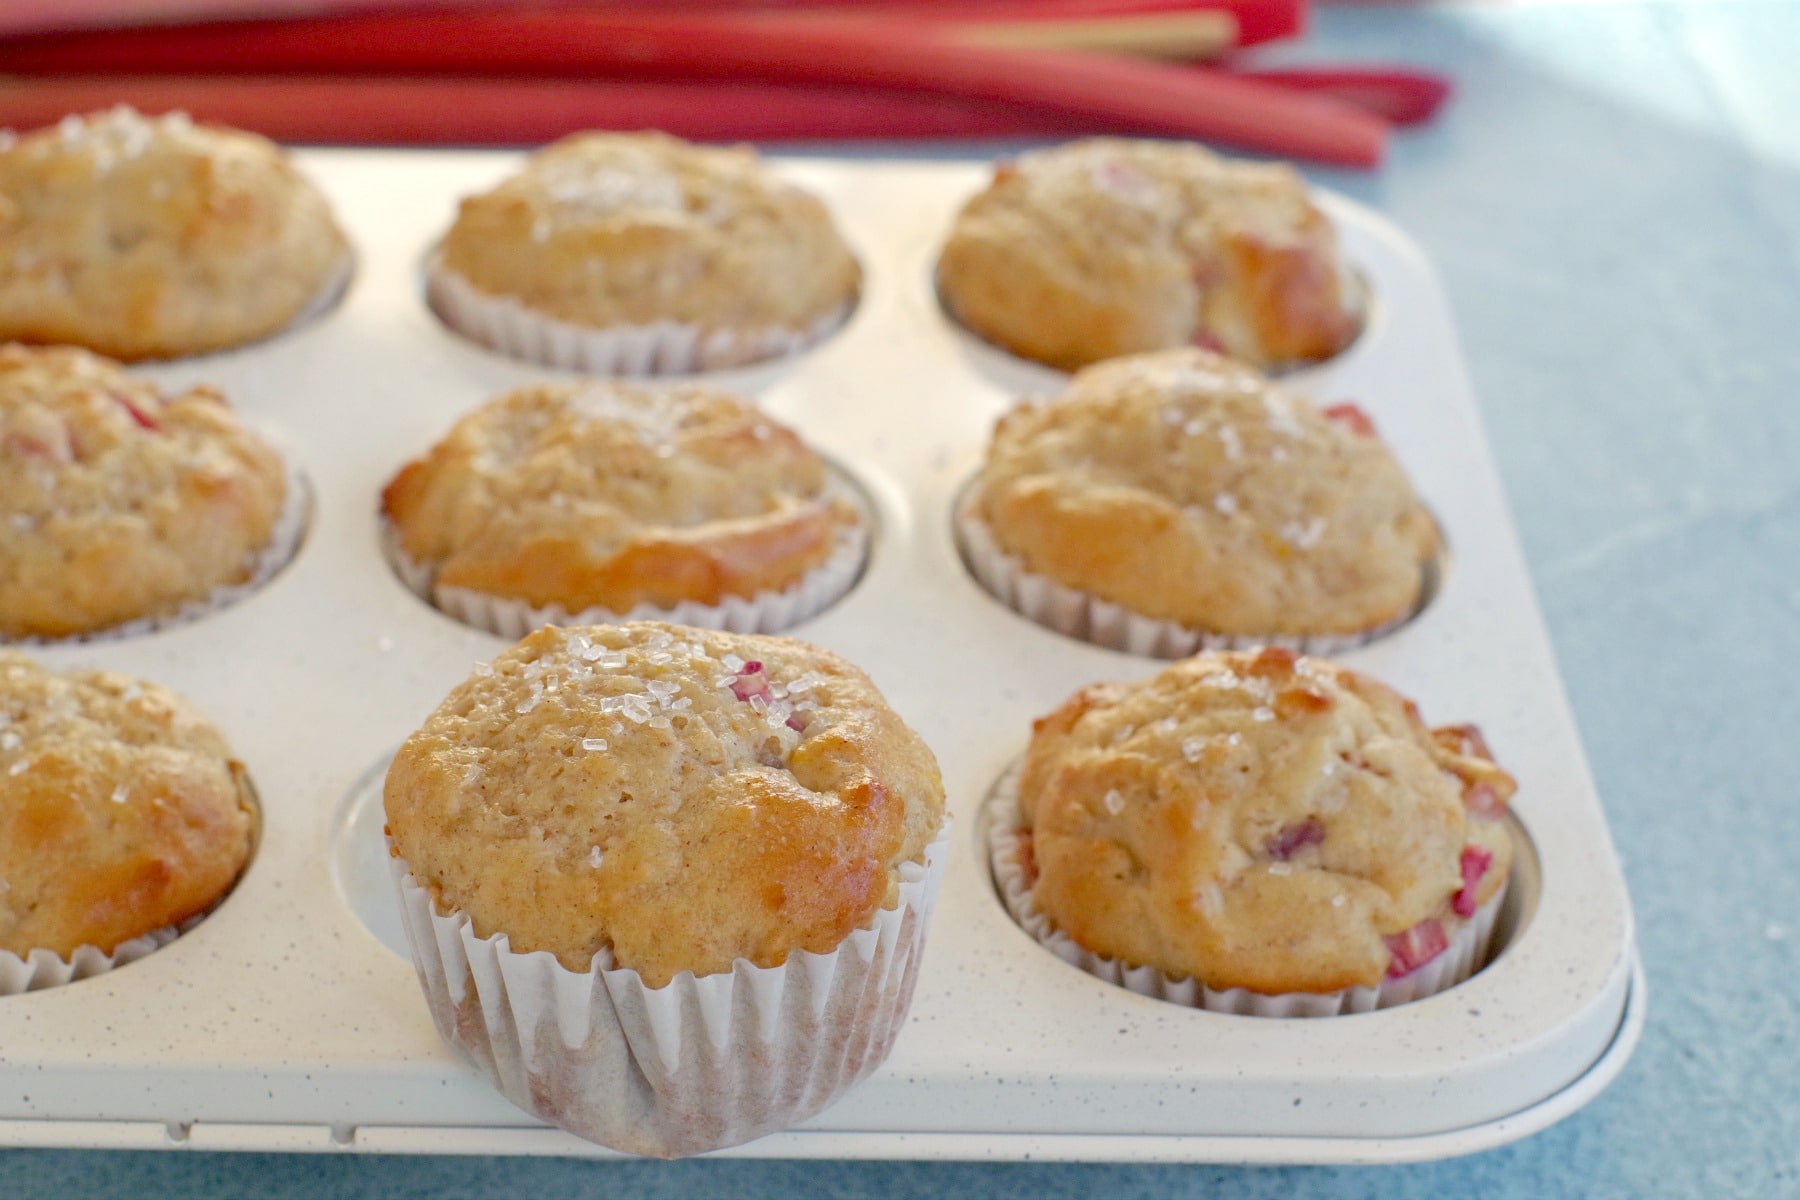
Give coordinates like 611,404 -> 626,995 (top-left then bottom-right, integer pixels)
0,106 -> 350,360
937,138 -> 1361,371
0,652 -> 257,992
381,380 -> 866,637
957,349 -> 1438,656
0,343 -> 295,641
429,131 -> 860,374
385,621 -> 948,1155
994,646 -> 1514,1014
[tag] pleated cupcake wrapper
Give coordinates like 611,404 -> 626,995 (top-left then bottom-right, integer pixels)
953,499 -> 1417,660
389,824 -> 950,1158
426,257 -> 852,376
985,770 -> 1504,1017
383,505 -> 868,641
7,456 -> 312,647
0,918 -> 196,996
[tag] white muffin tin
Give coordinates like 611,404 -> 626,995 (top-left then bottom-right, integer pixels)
0,152 -> 1640,1162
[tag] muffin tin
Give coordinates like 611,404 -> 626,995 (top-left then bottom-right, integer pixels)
0,151 -> 1641,1162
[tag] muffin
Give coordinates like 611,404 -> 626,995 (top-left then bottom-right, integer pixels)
384,621 -> 949,1156
428,131 -> 860,374
937,138 -> 1361,371
992,646 -> 1514,1015
381,380 -> 866,637
0,343 -> 298,641
957,349 -> 1439,656
0,106 -> 350,360
0,651 -> 258,993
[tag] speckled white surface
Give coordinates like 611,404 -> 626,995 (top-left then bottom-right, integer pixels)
0,148 -> 1634,1158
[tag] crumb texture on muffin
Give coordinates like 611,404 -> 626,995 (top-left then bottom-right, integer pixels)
0,343 -> 289,640
0,107 -> 349,360
383,381 -> 859,615
0,652 -> 256,959
1018,646 -> 1514,994
968,349 -> 1437,638
436,131 -> 859,336
938,138 -> 1359,371
384,622 -> 945,988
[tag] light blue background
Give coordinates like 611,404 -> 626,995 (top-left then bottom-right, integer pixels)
5,1 -> 1797,1195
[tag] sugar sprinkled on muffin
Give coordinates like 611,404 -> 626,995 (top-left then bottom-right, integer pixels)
938,138 -> 1360,371
0,107 -> 349,360
961,349 -> 1437,653
999,646 -> 1513,1009
0,651 -> 256,974
383,621 -> 948,1155
429,131 -> 858,374
382,380 -> 864,634
0,343 -> 292,640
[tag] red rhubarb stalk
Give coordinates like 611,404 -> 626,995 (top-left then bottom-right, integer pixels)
0,12 -> 1388,166
0,76 -> 1121,143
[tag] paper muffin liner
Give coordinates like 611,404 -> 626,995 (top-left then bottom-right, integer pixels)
953,493 -> 1428,660
0,922 -> 189,997
7,454 -> 312,647
382,489 -> 869,641
425,255 -> 853,376
985,767 -> 1505,1017
389,824 -> 950,1157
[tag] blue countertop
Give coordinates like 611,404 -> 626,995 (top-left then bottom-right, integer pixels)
4,1 -> 1797,1195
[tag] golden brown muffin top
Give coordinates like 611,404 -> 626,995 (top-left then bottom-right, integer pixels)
0,651 -> 256,959
0,343 -> 289,640
969,349 -> 1438,638
1018,646 -> 1515,994
0,107 -> 348,360
385,623 -> 945,987
437,131 -> 859,333
382,380 -> 859,613
937,137 -> 1359,370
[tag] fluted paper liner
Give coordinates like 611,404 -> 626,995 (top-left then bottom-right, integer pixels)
390,824 -> 950,1157
0,924 -> 184,996
954,493 -> 1428,660
383,482 -> 869,640
427,256 -> 852,376
8,455 -> 312,647
985,767 -> 1504,1017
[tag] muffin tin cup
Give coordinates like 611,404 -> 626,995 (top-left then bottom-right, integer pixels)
381,514 -> 869,640
0,924 -> 185,996
983,773 -> 1506,1017
388,824 -> 951,1158
953,497 -> 1425,660
5,455 -> 312,647
425,256 -> 853,376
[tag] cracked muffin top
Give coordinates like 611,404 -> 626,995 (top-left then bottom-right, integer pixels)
0,107 -> 348,360
384,622 -> 944,988
381,380 -> 860,615
0,651 -> 257,959
0,343 -> 289,640
436,131 -> 859,336
937,138 -> 1360,371
966,349 -> 1438,638
1017,646 -> 1514,994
